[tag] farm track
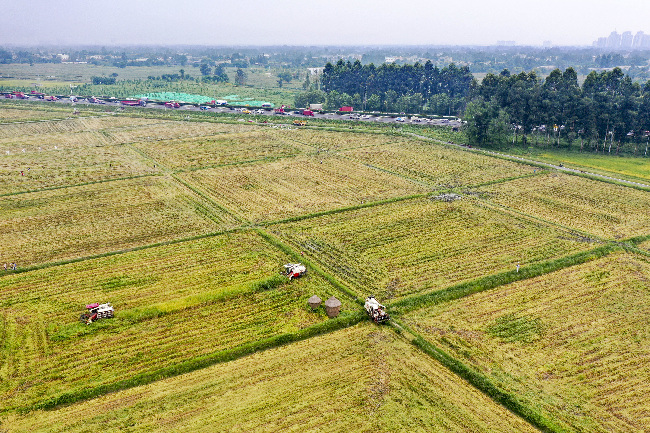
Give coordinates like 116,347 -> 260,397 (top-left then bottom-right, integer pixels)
2,107 -> 648,432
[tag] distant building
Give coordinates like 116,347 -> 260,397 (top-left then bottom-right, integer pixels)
593,30 -> 650,50
621,31 -> 633,49
497,41 -> 516,46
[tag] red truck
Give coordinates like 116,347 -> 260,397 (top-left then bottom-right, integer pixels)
301,110 -> 314,116
121,99 -> 147,107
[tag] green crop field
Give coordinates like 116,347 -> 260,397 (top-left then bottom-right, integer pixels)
402,251 -> 650,432
269,197 -> 594,300
473,172 -> 650,240
0,102 -> 648,432
5,325 -> 538,433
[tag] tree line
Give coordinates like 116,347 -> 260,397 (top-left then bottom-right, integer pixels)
296,59 -> 474,114
465,67 -> 650,155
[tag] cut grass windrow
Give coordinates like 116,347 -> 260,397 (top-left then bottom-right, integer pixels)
391,319 -> 570,433
22,312 -> 365,414
389,243 -> 617,314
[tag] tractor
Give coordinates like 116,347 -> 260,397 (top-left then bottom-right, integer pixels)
284,263 -> 307,280
365,296 -> 389,323
80,302 -> 114,325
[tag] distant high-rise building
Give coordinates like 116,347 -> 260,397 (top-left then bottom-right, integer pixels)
606,31 -> 621,48
593,30 -> 650,50
621,31 -> 633,48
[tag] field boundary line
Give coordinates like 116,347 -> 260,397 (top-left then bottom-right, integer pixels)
262,193 -> 429,227
389,319 -> 570,433
388,243 -> 617,314
20,313 -> 364,414
0,229 -> 242,277
469,195 -> 610,244
0,173 -> 158,198
171,174 -> 247,224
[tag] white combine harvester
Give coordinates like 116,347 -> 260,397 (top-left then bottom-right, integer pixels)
365,296 -> 389,323
284,263 -> 307,280
80,302 -> 114,325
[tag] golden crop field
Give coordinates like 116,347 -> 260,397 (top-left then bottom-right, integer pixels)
133,128 -> 313,170
281,128 -> 409,150
0,232 -> 351,410
5,324 -> 538,433
403,251 -> 650,432
270,197 -> 593,299
342,141 -> 535,187
0,115 -> 156,139
639,239 -> 650,251
0,138 -> 156,193
0,176 -> 235,267
0,107 -> 71,122
103,119 -> 259,145
474,172 -> 650,240
181,155 -> 429,223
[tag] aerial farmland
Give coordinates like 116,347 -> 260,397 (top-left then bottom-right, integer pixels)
1,102 -> 649,432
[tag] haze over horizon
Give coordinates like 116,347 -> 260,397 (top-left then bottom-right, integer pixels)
2,0 -> 650,48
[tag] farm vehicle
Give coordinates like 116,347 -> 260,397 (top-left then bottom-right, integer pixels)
293,120 -> 307,126
80,302 -> 114,325
284,263 -> 307,280
164,101 -> 181,108
365,296 -> 389,323
121,99 -> 146,107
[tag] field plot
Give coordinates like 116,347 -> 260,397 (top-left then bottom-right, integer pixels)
5,324 -> 538,433
281,128 -> 408,151
0,136 -> 156,193
403,251 -> 650,432
0,176 -> 235,267
474,172 -> 650,239
342,140 -> 534,188
270,197 -> 593,299
0,116 -> 157,139
639,239 -> 650,251
0,231 -> 351,410
103,120 -> 258,145
0,107 -> 71,122
181,155 -> 429,223
133,128 -> 312,170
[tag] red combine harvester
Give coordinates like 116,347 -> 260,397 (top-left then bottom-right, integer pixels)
284,263 -> 307,280
44,95 -> 58,101
164,101 -> 180,108
30,90 -> 46,99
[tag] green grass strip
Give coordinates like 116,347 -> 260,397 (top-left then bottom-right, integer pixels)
22,312 -> 364,414
391,319 -> 570,433
389,243 -> 617,314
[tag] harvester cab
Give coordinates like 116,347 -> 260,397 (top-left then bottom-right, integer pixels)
365,296 -> 389,323
80,302 -> 114,325
284,263 -> 307,280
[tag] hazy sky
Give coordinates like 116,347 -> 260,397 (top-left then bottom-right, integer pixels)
3,0 -> 650,47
